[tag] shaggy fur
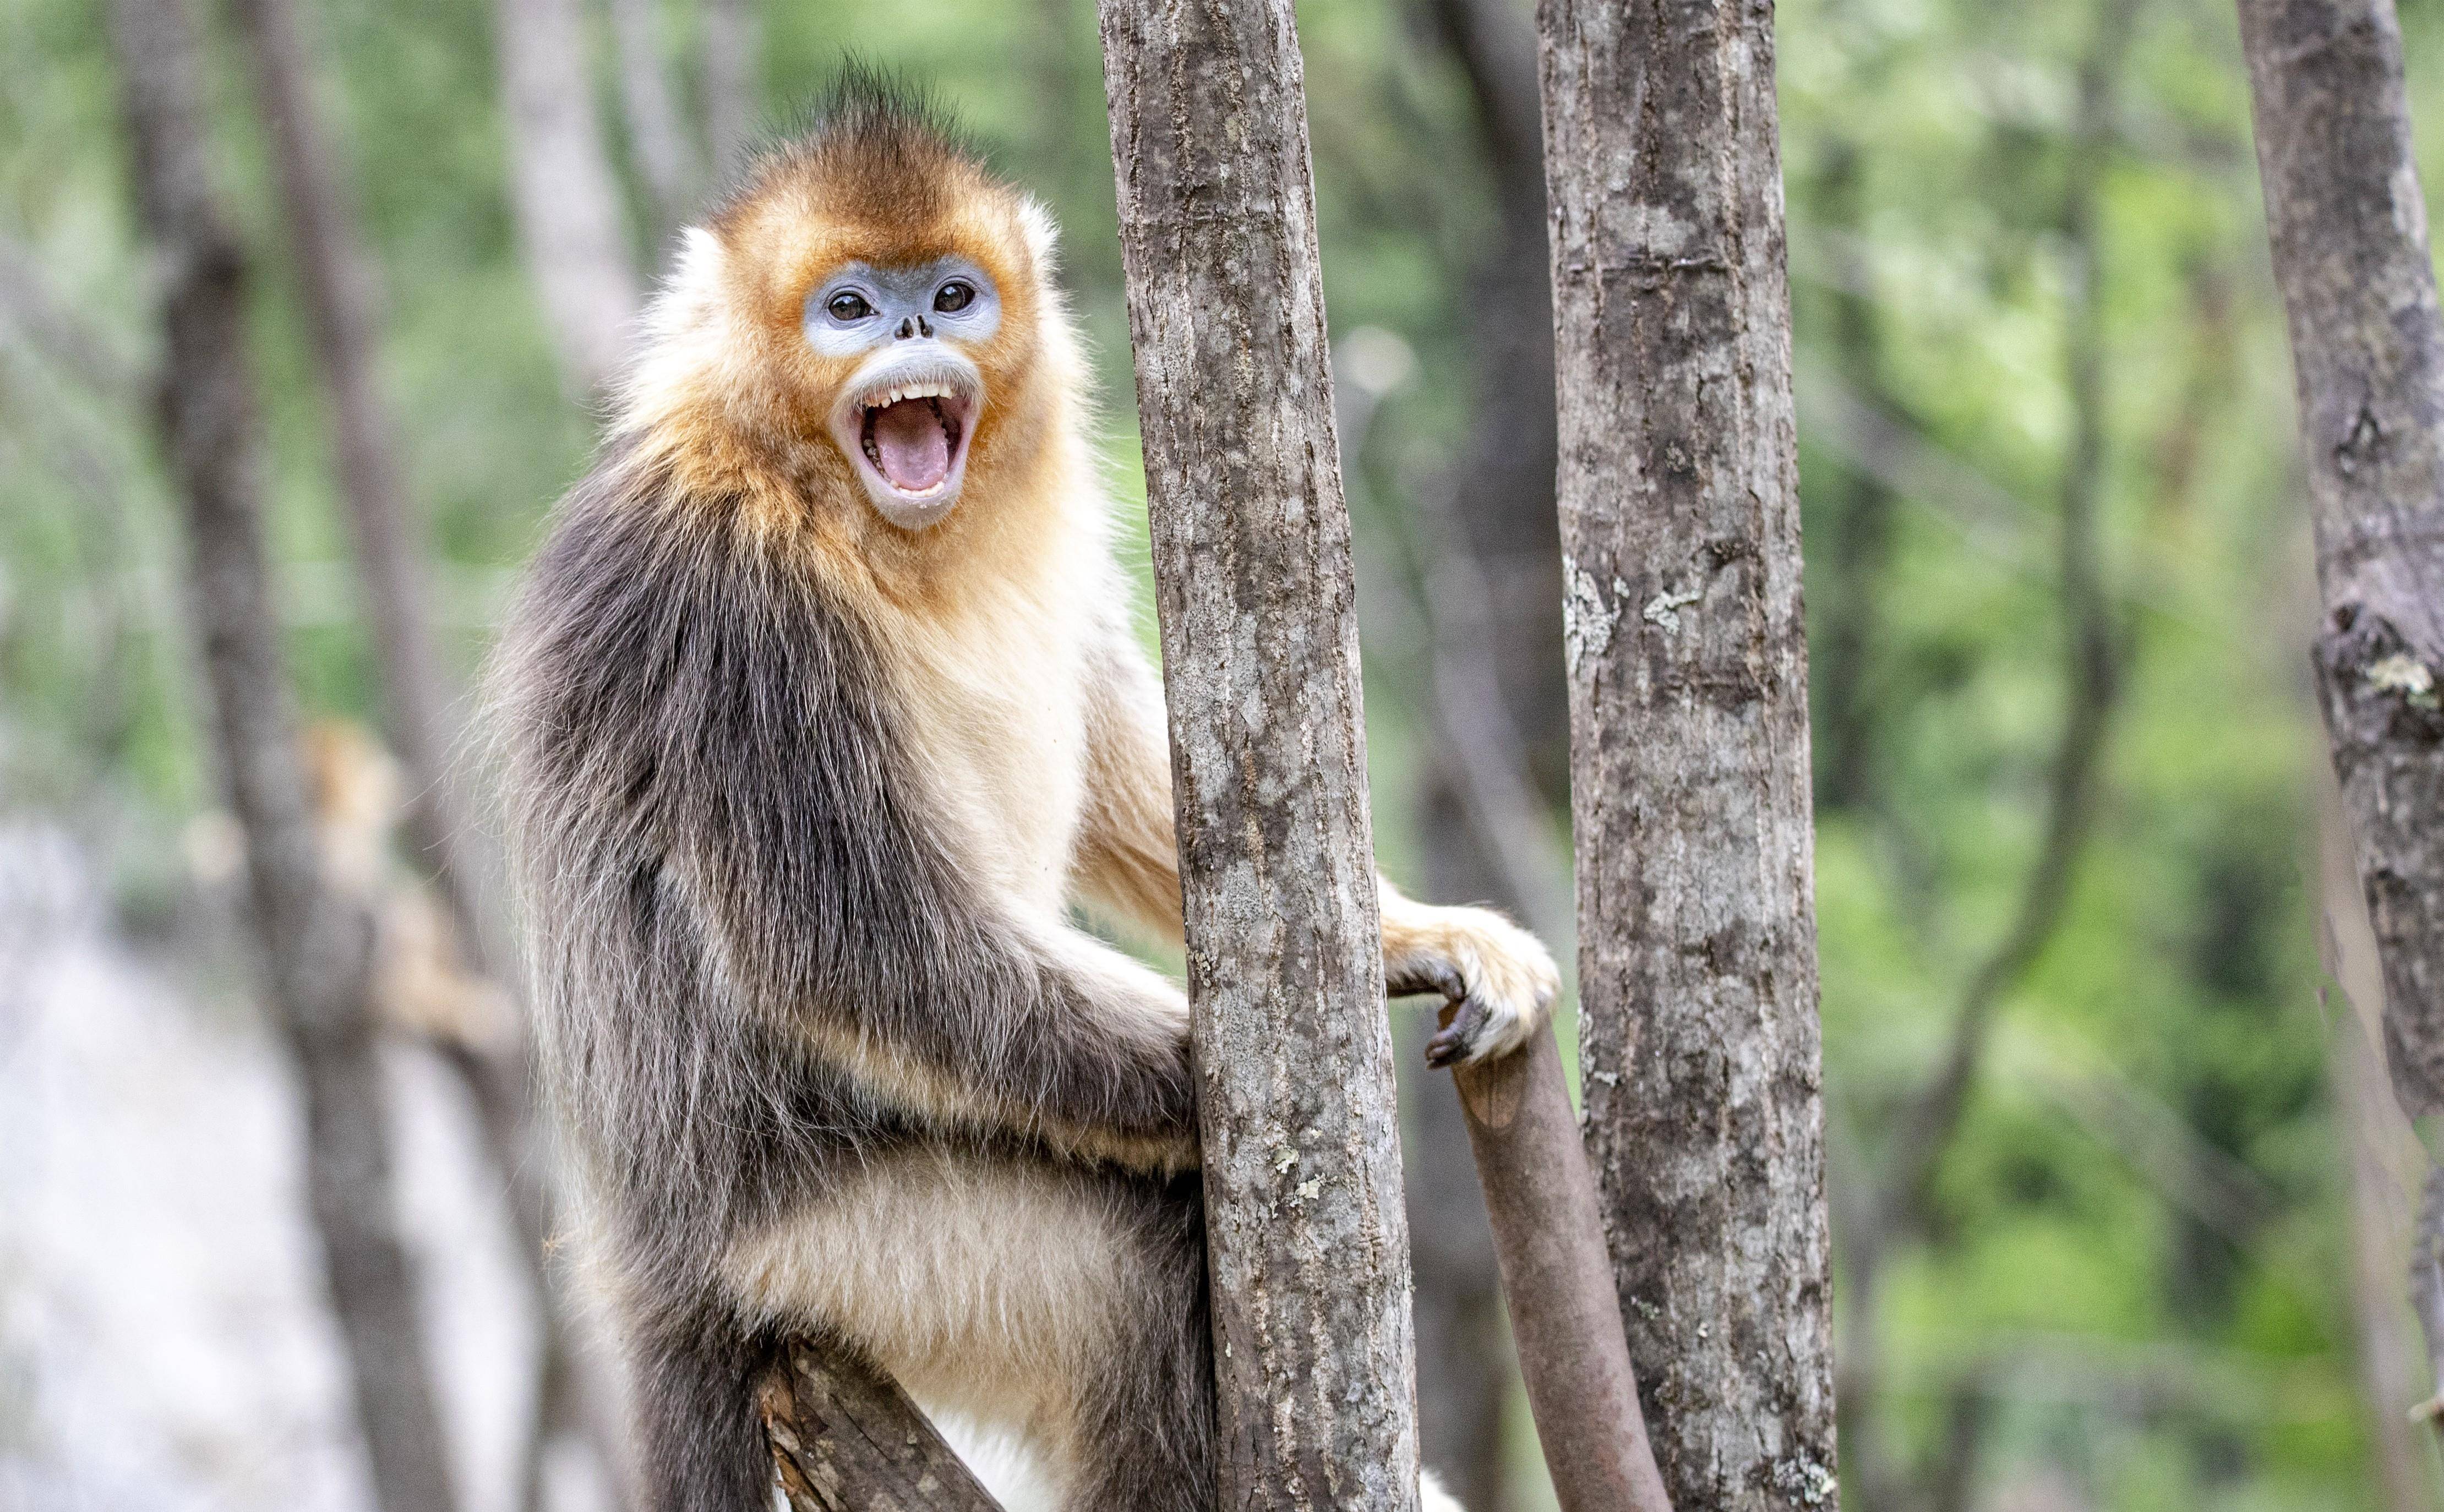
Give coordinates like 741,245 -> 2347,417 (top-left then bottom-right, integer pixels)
491,75 -> 1556,1512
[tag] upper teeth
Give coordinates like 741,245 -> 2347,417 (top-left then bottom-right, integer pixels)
871,383 -> 951,408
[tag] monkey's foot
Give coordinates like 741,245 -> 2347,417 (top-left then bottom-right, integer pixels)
1383,905 -> 1559,1068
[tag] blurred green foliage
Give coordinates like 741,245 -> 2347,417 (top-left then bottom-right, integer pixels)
0,0 -> 2429,1506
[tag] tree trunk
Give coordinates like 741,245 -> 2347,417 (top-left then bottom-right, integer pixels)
106,3 -> 458,1510
492,0 -> 639,395
225,0 -> 487,973
223,6 -> 634,1503
2239,0 -> 2444,1437
2235,0 -> 2444,1132
1098,3 -> 1421,1504
604,0 -> 700,236
759,1338 -> 1006,1512
2323,782 -> 2440,1512
701,0 -> 761,180
1535,1 -> 1840,1507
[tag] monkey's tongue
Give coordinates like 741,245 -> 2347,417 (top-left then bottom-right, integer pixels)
870,400 -> 952,493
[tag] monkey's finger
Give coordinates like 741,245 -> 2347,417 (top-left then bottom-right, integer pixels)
1423,997 -> 1491,1069
1385,959 -> 1466,1004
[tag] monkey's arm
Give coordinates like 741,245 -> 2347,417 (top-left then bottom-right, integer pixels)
1070,625 -> 1558,1066
504,482 -> 1196,1172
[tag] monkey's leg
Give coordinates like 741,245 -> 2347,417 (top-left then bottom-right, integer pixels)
626,1294 -> 777,1512
1061,1172 -> 1216,1512
725,1151 -> 1216,1510
1060,1179 -> 1469,1512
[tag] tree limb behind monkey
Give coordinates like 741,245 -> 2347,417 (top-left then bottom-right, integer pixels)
489,72 -> 1557,1512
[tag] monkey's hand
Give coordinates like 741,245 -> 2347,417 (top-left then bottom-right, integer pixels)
1381,900 -> 1560,1068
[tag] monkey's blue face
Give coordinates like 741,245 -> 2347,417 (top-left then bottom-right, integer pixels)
807,258 -> 1001,531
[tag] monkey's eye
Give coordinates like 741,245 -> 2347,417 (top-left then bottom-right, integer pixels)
825,291 -> 874,323
933,280 -> 975,315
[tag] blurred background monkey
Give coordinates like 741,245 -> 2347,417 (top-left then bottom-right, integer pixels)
301,718 -> 512,1054
492,76 -> 1556,1512
184,718 -> 511,1052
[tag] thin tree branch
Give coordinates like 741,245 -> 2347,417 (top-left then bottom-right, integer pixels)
490,0 -> 639,395
700,0 -> 761,182
604,0 -> 701,234
758,1338 -> 1006,1512
0,234 -> 145,401
1837,8 -> 2141,1507
2030,1059 -> 2280,1245
1871,0 -> 2140,1238
2033,1060 -> 2278,1251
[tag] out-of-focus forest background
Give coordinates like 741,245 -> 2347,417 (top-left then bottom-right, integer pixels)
0,0 -> 2434,1509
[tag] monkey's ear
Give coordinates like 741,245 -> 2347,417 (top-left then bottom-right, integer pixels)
642,226 -> 731,341
671,226 -> 728,290
1016,196 -> 1061,279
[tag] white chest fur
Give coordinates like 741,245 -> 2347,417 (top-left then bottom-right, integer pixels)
874,522 -> 1105,919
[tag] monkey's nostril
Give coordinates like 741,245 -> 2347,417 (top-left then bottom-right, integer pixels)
896,317 -> 915,340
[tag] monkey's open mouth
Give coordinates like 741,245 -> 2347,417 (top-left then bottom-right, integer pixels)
850,381 -> 976,500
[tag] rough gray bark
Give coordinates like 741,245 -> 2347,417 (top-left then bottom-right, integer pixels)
1535,1 -> 1839,1507
2238,0 -> 2444,1440
1098,3 -> 1421,1504
758,1339 -> 1005,1512
221,8 -> 632,1504
2236,0 -> 2444,1131
105,3 -> 459,1510
491,0 -> 639,394
604,0 -> 700,234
